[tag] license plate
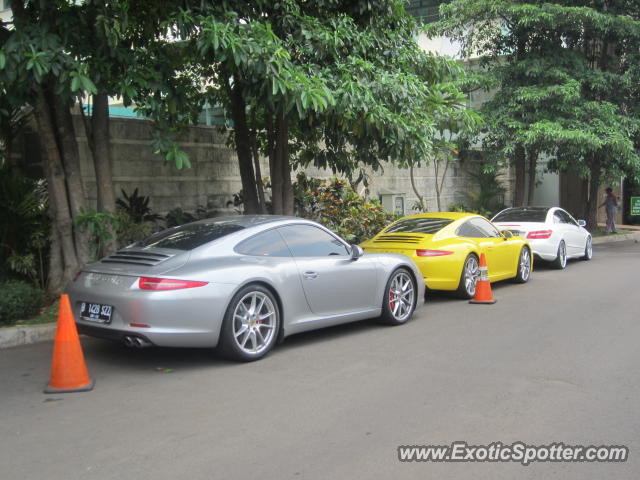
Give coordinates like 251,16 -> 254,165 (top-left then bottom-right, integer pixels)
80,302 -> 113,324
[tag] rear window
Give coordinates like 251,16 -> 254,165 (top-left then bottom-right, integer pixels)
135,222 -> 245,251
384,218 -> 453,234
492,208 -> 548,223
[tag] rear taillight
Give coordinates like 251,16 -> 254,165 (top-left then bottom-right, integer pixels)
138,277 -> 208,290
416,249 -> 454,257
527,230 -> 553,239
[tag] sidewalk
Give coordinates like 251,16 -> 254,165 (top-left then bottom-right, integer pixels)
593,224 -> 640,244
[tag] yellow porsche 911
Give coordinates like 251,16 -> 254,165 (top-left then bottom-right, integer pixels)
361,212 -> 532,298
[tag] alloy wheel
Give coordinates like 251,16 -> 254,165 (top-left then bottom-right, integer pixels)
232,291 -> 277,355
559,242 -> 567,268
387,271 -> 415,322
520,248 -> 531,281
464,255 -> 480,297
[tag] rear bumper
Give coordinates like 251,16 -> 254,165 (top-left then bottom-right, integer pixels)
528,239 -> 559,261
67,276 -> 238,348
77,322 -> 154,345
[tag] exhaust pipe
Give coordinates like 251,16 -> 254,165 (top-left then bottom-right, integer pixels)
133,336 -> 152,348
124,336 -> 152,348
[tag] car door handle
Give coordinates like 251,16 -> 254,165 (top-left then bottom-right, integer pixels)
303,271 -> 319,279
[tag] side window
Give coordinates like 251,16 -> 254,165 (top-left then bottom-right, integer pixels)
279,225 -> 349,257
557,210 -> 577,226
235,229 -> 291,257
457,220 -> 486,238
470,217 -> 502,238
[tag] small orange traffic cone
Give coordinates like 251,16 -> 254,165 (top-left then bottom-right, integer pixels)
44,294 -> 94,393
469,253 -> 496,305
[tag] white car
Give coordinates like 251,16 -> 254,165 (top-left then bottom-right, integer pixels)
491,207 -> 593,269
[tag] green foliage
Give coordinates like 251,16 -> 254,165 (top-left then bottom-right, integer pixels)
295,176 -> 396,244
0,279 -> 44,326
431,0 -> 640,214
0,165 -> 49,287
164,206 -> 218,228
131,0 -> 475,188
450,153 -> 506,218
115,211 -> 155,248
164,208 -> 197,228
116,188 -> 162,223
74,208 -> 120,260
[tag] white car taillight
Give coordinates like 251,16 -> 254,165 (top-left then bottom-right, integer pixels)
527,230 -> 553,239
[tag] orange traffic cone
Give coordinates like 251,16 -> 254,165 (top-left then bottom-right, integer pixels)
44,294 -> 94,393
469,253 -> 496,305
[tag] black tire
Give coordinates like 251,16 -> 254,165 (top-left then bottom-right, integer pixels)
581,236 -> 593,261
218,284 -> 280,362
456,253 -> 479,299
379,268 -> 417,325
513,247 -> 532,284
551,240 -> 567,269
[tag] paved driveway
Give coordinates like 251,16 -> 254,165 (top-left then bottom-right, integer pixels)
1,241 -> 638,480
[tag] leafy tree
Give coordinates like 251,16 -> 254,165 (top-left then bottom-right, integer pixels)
0,0 -> 176,292
432,0 -> 640,228
140,0 -> 473,215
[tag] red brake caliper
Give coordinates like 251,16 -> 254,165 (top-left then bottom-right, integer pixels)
389,289 -> 395,310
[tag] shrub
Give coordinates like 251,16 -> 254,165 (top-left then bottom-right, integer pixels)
116,211 -> 156,248
295,176 -> 396,244
165,207 -> 197,228
116,188 -> 162,223
0,165 -> 50,287
0,280 -> 44,326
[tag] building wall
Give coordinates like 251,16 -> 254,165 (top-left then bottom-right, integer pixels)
69,116 -> 494,217
74,117 -> 246,215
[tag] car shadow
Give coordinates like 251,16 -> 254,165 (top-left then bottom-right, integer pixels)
78,284 -> 509,369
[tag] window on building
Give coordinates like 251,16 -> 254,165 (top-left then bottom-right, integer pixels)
405,0 -> 446,24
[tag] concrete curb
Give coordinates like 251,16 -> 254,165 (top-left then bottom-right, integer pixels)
592,231 -> 640,244
0,322 -> 57,349
1,232 -> 638,350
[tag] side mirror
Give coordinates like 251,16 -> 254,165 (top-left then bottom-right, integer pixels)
350,244 -> 364,260
577,219 -> 587,227
501,230 -> 513,239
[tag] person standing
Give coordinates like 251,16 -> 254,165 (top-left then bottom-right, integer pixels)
599,187 -> 618,233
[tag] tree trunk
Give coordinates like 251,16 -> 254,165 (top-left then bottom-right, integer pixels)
526,149 -> 537,206
50,94 -> 91,264
91,93 -> 118,254
267,113 -> 282,215
586,158 -> 601,231
433,159 -> 441,212
249,119 -> 267,213
227,80 -> 259,214
409,165 -> 424,211
513,144 -> 526,207
33,85 -> 80,292
276,114 -> 294,216
45,191 -> 64,293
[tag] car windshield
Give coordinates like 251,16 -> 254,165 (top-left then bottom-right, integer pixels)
492,208 -> 548,222
384,218 -> 453,234
134,221 -> 245,250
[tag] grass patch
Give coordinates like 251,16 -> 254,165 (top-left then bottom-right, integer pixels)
12,298 -> 59,327
591,229 -> 635,237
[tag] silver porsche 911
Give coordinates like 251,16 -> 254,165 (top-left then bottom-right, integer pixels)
66,215 -> 424,361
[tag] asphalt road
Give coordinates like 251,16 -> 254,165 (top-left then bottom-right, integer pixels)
1,240 -> 639,480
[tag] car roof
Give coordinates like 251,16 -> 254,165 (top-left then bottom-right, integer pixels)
402,212 -> 481,221
500,207 -> 550,212
189,215 -> 297,228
